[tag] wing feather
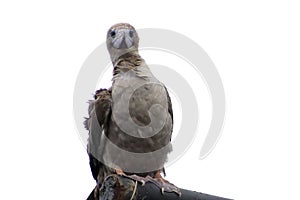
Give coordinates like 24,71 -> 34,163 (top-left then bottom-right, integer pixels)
85,89 -> 112,181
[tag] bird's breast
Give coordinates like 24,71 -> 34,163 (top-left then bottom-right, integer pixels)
110,71 -> 171,146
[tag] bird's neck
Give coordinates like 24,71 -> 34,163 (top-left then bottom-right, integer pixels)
112,52 -> 145,78
113,51 -> 143,67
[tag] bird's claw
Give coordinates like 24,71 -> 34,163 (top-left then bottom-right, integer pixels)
140,179 -> 146,186
115,170 -> 148,186
147,176 -> 181,196
114,169 -> 181,196
115,168 -> 126,176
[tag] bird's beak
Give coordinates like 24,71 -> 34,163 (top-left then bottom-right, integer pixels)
111,29 -> 134,49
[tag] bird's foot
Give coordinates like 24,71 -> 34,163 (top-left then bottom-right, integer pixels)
114,169 -> 181,196
114,168 -> 147,185
147,175 -> 181,196
115,168 -> 127,176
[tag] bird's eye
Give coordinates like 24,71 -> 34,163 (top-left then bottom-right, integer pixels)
129,30 -> 134,38
110,30 -> 116,38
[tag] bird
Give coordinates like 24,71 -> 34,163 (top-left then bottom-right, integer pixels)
84,23 -> 180,197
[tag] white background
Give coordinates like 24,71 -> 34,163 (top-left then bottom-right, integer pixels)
1,0 -> 299,199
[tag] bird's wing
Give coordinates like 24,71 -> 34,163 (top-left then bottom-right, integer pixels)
162,86 -> 173,177
85,88 -> 112,181
165,86 -> 173,139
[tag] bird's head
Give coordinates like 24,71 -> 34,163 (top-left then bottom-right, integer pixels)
106,23 -> 139,63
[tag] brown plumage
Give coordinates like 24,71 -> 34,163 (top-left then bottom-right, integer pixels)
85,23 -> 180,196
